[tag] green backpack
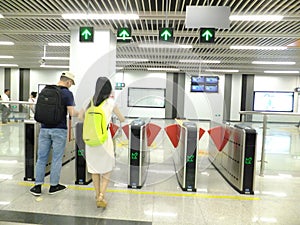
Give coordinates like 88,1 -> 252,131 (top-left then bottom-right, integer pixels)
83,99 -> 108,146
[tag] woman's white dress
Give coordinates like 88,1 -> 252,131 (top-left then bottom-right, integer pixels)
85,98 -> 115,174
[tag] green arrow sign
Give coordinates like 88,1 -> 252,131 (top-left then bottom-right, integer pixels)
131,152 -> 138,160
161,30 -> 171,41
78,149 -> 84,157
200,28 -> 215,43
79,27 -> 94,42
117,27 -> 131,43
187,155 -> 195,163
245,157 -> 253,165
202,30 -> 213,41
159,28 -> 174,42
82,29 -> 91,39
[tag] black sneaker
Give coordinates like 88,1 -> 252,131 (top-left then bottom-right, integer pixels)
30,185 -> 42,196
49,184 -> 67,195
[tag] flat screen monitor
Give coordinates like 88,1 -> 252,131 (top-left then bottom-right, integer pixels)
253,91 -> 294,112
205,76 -> 219,84
191,84 -> 205,92
205,84 -> 218,92
191,76 -> 205,84
191,76 -> 219,93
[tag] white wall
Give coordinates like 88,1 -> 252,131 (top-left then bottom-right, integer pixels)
184,74 -> 225,122
230,75 -> 242,121
252,75 -> 300,122
69,29 -> 116,109
114,71 -> 167,118
1,68 -> 300,123
0,68 -> 4,94
30,69 -> 67,93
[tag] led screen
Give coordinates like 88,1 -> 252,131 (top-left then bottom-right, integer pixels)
253,91 -> 294,112
191,76 -> 219,93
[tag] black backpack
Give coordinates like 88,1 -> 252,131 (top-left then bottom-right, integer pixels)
34,85 -> 65,125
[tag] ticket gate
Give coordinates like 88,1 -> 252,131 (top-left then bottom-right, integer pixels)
24,120 -> 43,181
208,122 -> 256,194
74,122 -> 92,185
173,122 -> 198,192
128,118 -> 150,189
24,119 -> 75,181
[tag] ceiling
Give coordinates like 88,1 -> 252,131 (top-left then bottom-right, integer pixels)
0,0 -> 299,75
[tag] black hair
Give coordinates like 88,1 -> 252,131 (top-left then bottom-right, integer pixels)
31,91 -> 37,98
92,77 -> 112,106
4,89 -> 9,93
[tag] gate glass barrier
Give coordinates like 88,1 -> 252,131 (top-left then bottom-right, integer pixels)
24,119 -> 75,181
74,122 -> 92,185
173,121 -> 198,192
128,118 -> 150,189
208,121 -> 257,194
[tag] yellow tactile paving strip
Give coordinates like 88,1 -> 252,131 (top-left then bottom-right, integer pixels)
19,181 -> 260,201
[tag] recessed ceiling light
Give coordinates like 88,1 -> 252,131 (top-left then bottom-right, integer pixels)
0,55 -> 14,59
147,67 -> 180,72
42,57 -> 70,60
0,64 -> 18,67
229,15 -> 283,21
179,60 -> 221,64
264,70 -> 299,74
230,46 -> 287,50
206,69 -> 239,73
0,41 -> 14,45
40,65 -> 70,69
117,58 -> 149,62
62,13 -> 139,20
252,61 -> 296,65
48,43 -> 70,47
138,44 -> 193,49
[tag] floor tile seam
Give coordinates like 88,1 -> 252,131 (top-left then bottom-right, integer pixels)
18,181 -> 260,201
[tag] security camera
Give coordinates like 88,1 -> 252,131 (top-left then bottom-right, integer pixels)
39,59 -> 45,65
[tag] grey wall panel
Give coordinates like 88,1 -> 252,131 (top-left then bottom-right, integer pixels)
223,74 -> 232,122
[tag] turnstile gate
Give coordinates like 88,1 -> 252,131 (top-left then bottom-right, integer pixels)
24,119 -> 75,181
75,122 -> 92,185
174,122 -> 198,192
208,122 -> 256,194
128,119 -> 150,189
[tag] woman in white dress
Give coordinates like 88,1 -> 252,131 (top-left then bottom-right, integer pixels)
84,77 -> 125,208
28,91 -> 37,119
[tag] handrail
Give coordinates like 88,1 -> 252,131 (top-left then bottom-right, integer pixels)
239,111 -> 300,176
239,111 -> 300,116
0,100 -> 35,105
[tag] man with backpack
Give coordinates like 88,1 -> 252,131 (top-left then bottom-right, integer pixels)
1,89 -> 11,124
30,71 -> 79,196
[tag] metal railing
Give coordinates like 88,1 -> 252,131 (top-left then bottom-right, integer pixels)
239,111 -> 300,176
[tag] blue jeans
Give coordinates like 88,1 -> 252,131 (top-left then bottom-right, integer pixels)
35,128 -> 67,186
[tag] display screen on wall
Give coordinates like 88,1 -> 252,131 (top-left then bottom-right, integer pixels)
128,87 -> 166,108
191,76 -> 219,92
253,91 -> 294,112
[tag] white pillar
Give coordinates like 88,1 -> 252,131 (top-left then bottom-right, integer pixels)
69,28 -> 116,109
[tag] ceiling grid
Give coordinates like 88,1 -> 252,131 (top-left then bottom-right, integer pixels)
0,0 -> 298,74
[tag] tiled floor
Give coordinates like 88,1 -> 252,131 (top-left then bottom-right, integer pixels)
1,119 -> 300,225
